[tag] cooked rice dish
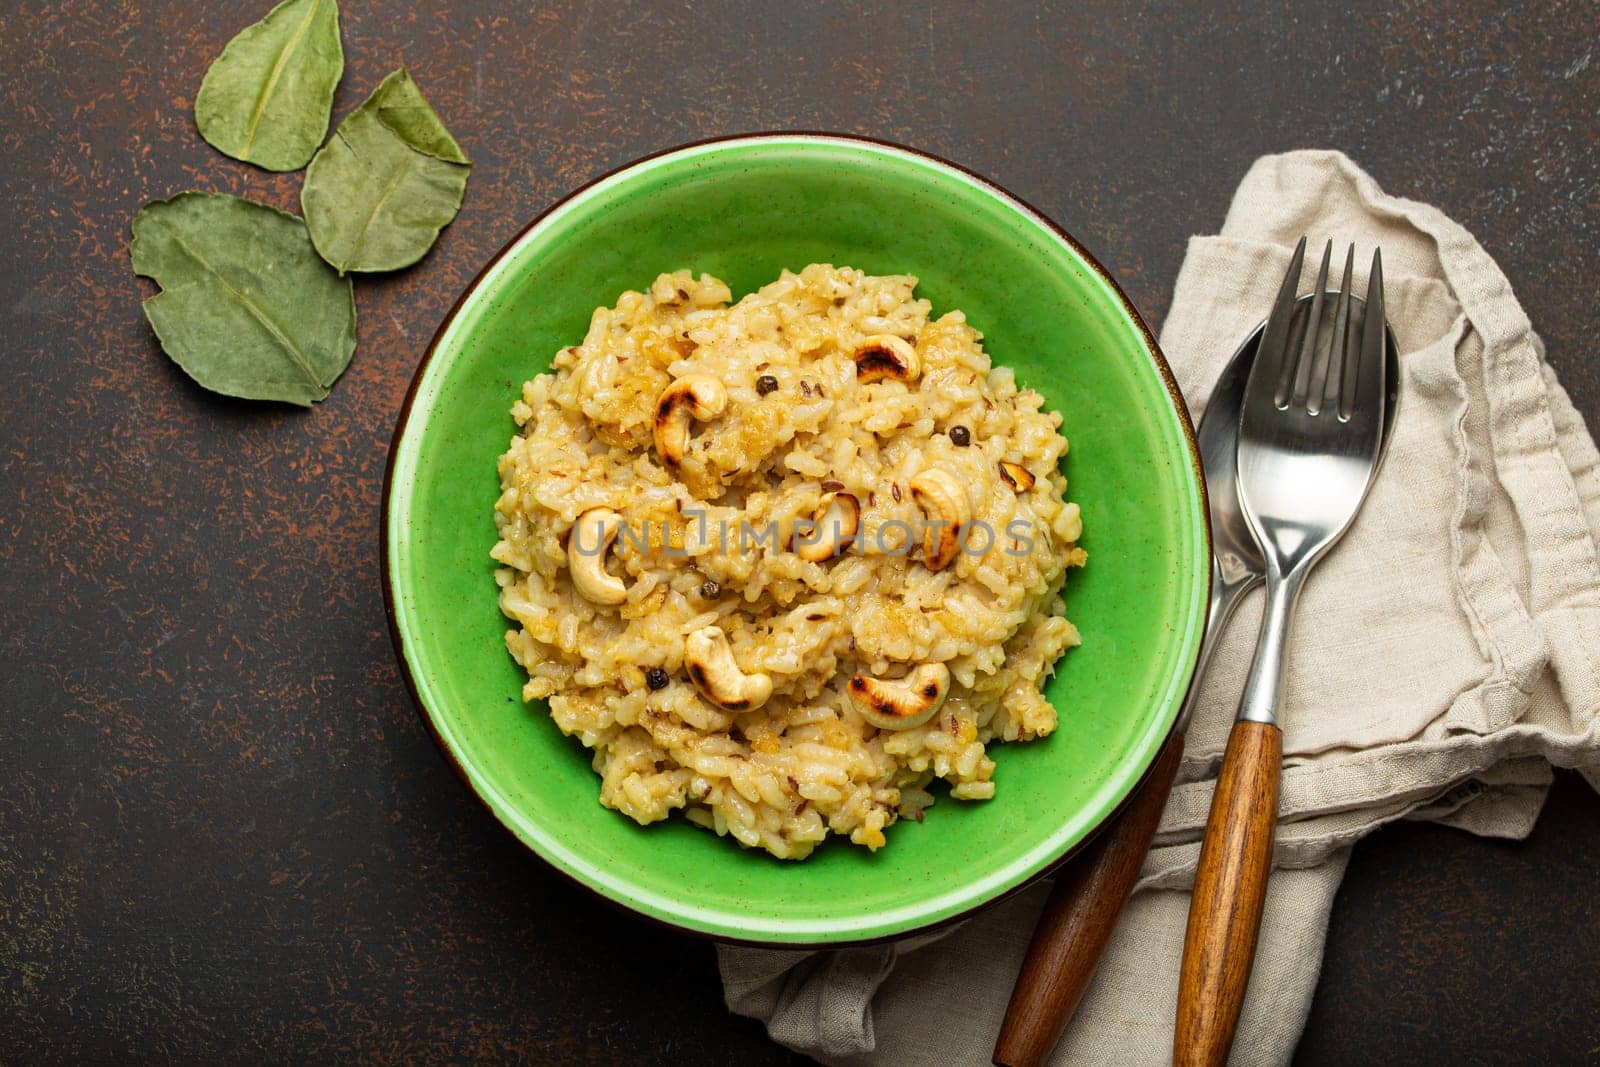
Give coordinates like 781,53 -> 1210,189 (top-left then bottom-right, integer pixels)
492,265 -> 1084,859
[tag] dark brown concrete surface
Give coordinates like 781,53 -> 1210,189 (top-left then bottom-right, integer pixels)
1,1 -> 1596,1063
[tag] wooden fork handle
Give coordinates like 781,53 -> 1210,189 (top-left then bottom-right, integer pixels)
1174,719 -> 1283,1067
992,729 -> 1186,1067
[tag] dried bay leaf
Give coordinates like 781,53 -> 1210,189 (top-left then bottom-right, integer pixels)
302,68 -> 471,274
130,193 -> 356,407
195,0 -> 344,172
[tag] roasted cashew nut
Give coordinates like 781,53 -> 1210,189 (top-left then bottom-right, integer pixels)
793,491 -> 860,562
653,374 -> 728,465
910,466 -> 971,571
998,461 -> 1036,492
568,507 -> 628,605
684,626 -> 773,712
852,335 -> 921,384
847,663 -> 951,731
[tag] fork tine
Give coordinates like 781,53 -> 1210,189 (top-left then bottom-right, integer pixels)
1263,236 -> 1307,407
1313,245 -> 1356,416
1342,248 -> 1385,421
1288,241 -> 1332,409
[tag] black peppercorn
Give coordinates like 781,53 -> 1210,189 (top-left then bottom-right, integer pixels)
756,375 -> 779,395
645,667 -> 669,690
700,579 -> 721,600
950,425 -> 971,446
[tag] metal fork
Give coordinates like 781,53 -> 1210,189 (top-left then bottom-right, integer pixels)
1173,237 -> 1388,1067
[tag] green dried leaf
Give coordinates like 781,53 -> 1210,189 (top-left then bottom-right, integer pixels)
301,68 -> 471,274
194,0 -> 344,172
130,193 -> 357,407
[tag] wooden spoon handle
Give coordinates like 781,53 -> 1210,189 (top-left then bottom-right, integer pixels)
1174,719 -> 1283,1067
992,729 -> 1186,1067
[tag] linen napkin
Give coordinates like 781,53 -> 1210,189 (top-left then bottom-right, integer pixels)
717,150 -> 1600,1065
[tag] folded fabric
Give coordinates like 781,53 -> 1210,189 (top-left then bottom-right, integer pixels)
718,150 -> 1600,1066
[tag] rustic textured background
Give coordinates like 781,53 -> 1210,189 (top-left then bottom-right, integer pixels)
2,1 -> 1596,1062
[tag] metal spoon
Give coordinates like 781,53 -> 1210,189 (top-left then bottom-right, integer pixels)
993,288 -> 1398,1067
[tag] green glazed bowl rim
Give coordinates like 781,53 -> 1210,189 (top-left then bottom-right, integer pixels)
383,132 -> 1210,946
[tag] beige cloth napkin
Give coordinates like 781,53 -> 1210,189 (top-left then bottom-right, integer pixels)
717,150 -> 1600,1065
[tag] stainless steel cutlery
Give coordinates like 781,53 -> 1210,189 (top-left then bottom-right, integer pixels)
995,237 -> 1396,1067
1175,238 -> 1391,1067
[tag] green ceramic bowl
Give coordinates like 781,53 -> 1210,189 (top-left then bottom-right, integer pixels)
384,134 -> 1208,945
